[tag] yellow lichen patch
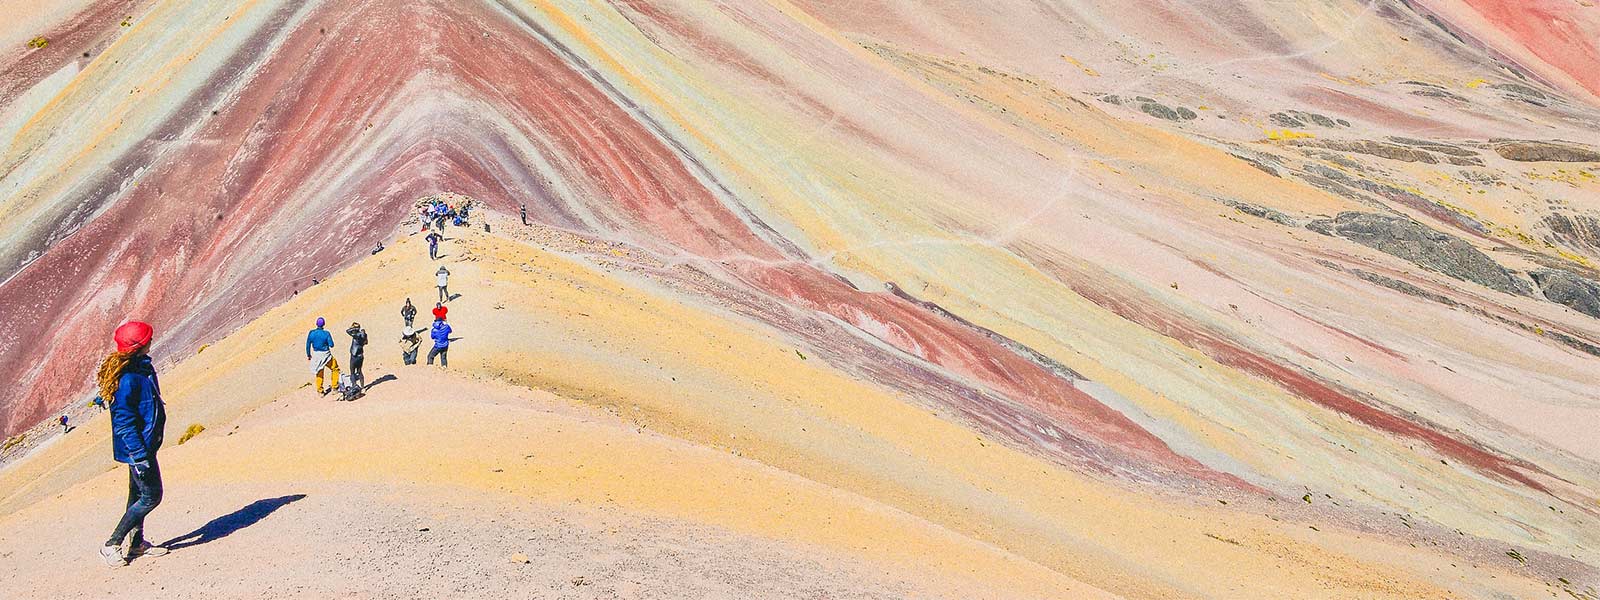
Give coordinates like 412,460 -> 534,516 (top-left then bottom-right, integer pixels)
1061,54 -> 1100,77
1555,248 -> 1596,269
1525,168 -> 1600,187
1266,129 -> 1315,140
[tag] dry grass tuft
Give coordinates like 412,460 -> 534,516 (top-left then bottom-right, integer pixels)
177,424 -> 206,445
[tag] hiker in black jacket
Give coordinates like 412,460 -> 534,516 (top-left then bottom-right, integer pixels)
346,322 -> 369,395
401,298 -> 417,328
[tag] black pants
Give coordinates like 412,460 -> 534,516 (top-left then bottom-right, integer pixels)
429,245 -> 438,260
438,286 -> 449,303
107,457 -> 162,547
404,316 -> 414,328
349,352 -> 365,388
427,346 -> 448,367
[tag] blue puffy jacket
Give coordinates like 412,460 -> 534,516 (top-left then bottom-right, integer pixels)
431,320 -> 452,349
109,354 -> 166,463
305,327 -> 334,357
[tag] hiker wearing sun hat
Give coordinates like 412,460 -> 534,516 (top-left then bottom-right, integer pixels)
96,320 -> 170,567
400,325 -> 422,365
305,317 -> 339,395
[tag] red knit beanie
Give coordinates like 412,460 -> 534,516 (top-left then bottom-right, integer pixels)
114,321 -> 154,353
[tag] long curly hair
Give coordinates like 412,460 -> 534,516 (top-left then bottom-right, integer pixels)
96,351 -> 136,402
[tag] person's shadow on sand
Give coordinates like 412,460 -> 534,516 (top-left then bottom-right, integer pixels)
159,494 -> 306,552
364,374 -> 398,390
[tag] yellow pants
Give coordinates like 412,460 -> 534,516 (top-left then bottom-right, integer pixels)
315,356 -> 341,392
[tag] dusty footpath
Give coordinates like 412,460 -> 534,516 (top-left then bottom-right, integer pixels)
0,221 -> 1575,598
0,373 -> 1051,599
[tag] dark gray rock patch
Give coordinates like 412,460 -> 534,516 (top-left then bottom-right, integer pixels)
1221,199 -> 1297,225
1306,212 -> 1529,295
1530,269 -> 1600,319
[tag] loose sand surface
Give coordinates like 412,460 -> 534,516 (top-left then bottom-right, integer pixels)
1,372 -> 1075,599
0,223 -> 1580,599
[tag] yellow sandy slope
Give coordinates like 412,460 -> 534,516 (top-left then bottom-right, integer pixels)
0,213 -> 1560,598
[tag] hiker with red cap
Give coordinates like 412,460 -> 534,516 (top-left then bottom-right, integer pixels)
97,321 -> 170,567
428,305 -> 452,367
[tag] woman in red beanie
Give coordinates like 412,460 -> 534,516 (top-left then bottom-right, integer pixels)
96,321 -> 169,567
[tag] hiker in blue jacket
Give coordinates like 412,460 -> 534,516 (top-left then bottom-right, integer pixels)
98,320 -> 170,567
427,307 -> 452,367
306,317 -> 339,395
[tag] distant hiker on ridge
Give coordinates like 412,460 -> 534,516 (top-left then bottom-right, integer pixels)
428,306 -> 452,368
436,265 -> 451,303
346,322 -> 368,397
306,317 -> 339,396
97,320 -> 170,567
401,298 -> 417,328
400,326 -> 421,365
520,203 -> 527,226
59,414 -> 69,434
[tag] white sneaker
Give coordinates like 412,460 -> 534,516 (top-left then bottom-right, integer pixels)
99,544 -> 127,567
129,541 -> 169,558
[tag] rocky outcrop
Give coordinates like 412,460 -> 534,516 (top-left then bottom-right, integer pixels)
1540,212 -> 1600,255
1099,95 -> 1198,121
1386,137 -> 1480,158
1492,141 -> 1600,163
1490,82 -> 1548,100
1490,83 -> 1556,107
1298,165 -> 1487,236
1222,199 -> 1296,225
1325,140 -> 1436,163
1307,212 -> 1530,295
1410,88 -> 1467,102
1270,110 -> 1348,129
1139,101 -> 1197,121
1288,139 -> 1415,164
1229,153 -> 1280,177
1530,269 -> 1600,319
1350,268 -> 1463,307
1288,139 -> 1485,166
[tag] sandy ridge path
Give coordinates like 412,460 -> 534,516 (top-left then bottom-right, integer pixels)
0,369 -> 1105,599
1,217 -> 1574,598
